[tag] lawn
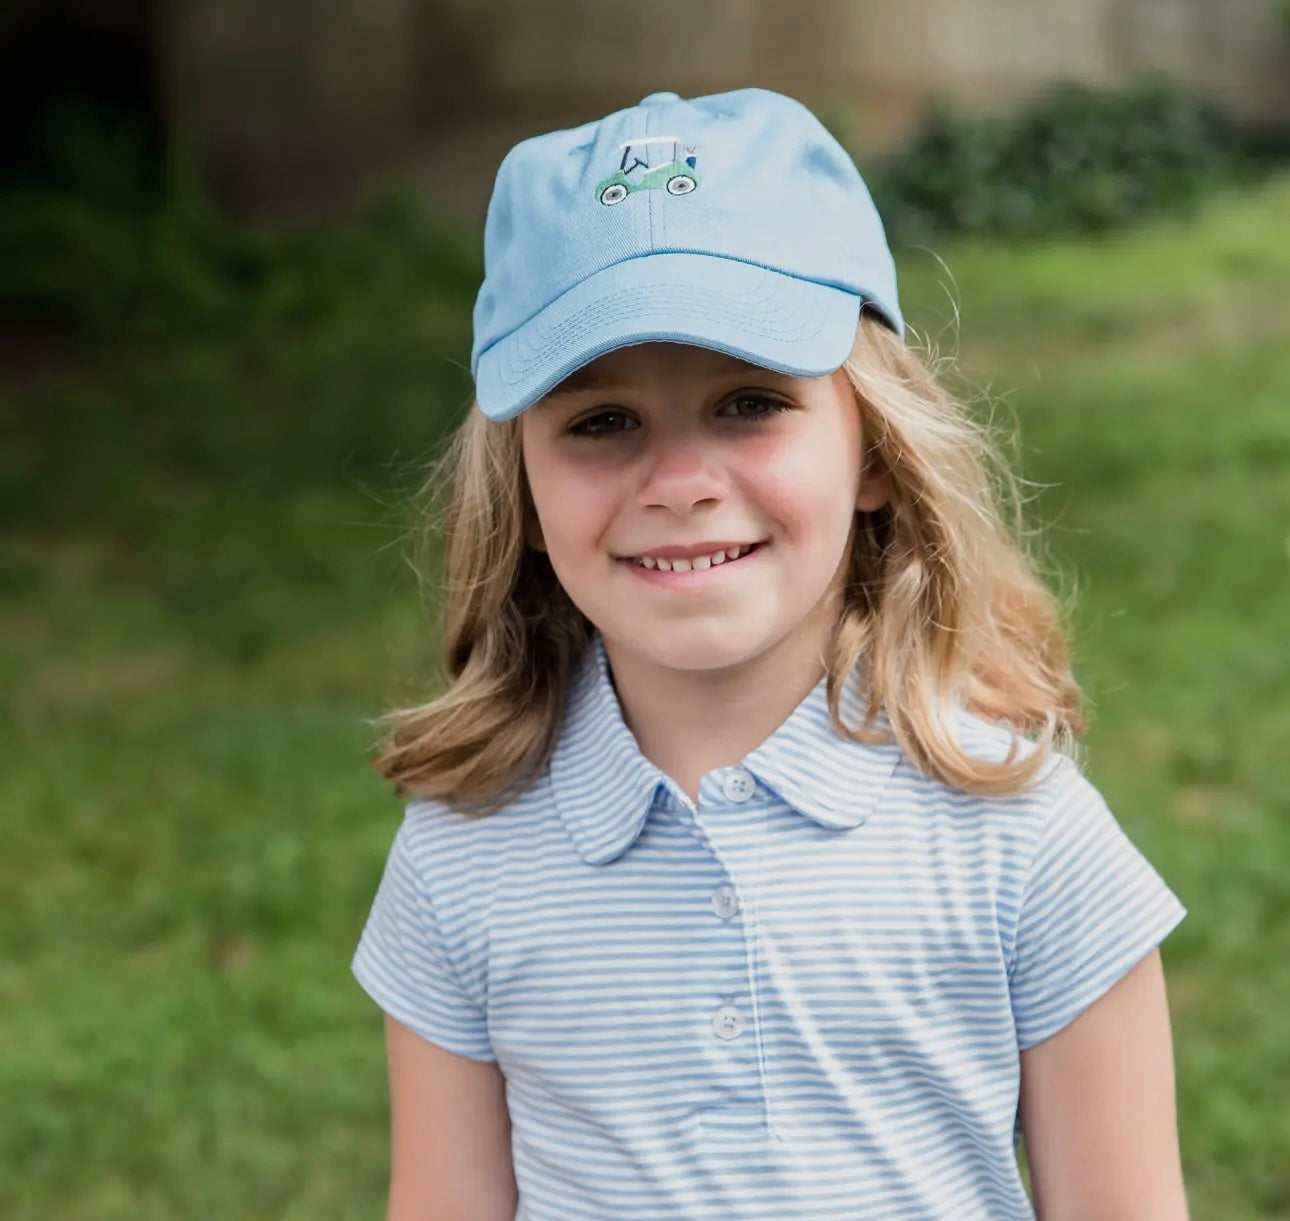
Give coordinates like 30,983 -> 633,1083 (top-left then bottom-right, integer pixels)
3,174 -> 1288,1218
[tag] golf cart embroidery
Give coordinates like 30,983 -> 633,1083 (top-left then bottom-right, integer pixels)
595,136 -> 699,205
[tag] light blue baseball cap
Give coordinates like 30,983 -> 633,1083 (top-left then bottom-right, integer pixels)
470,87 -> 903,422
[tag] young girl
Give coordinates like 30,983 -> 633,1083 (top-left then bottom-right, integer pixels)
352,88 -> 1189,1220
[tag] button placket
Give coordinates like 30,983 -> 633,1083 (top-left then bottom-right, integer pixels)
686,811 -> 755,1073
699,803 -> 775,1132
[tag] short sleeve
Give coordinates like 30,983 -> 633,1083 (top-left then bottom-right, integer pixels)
1008,771 -> 1186,1050
351,813 -> 496,1061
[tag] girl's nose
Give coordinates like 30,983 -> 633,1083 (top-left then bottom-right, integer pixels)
637,426 -> 726,514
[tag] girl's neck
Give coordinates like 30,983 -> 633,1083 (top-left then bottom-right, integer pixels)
601,613 -> 834,806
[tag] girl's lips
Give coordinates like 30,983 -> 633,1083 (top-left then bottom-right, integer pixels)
620,542 -> 765,584
621,541 -> 766,569
628,540 -> 760,563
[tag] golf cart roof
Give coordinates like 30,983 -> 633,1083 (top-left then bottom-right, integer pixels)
618,136 -> 682,148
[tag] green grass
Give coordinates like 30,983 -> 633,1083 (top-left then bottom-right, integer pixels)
4,174 -> 1290,1218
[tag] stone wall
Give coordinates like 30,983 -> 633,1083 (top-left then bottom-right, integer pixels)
153,0 -> 1290,219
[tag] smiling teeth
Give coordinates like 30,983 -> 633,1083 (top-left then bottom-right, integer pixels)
636,545 -> 755,571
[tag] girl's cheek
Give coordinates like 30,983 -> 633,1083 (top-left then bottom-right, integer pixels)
755,447 -> 841,508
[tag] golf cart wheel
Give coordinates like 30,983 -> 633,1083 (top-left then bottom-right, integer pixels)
600,183 -> 628,205
666,174 -> 696,196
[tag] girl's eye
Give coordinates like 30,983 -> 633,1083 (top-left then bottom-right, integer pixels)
720,393 -> 790,421
569,409 -> 638,437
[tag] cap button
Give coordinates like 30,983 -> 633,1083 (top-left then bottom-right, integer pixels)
639,91 -> 681,106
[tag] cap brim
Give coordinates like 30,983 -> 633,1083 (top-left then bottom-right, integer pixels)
473,252 -> 865,421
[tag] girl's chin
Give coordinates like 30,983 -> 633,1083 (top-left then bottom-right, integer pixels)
601,630 -> 771,676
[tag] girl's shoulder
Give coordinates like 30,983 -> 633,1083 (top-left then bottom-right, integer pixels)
945,704 -> 1045,767
930,705 -> 1104,828
947,705 -> 1086,784
393,774 -> 563,878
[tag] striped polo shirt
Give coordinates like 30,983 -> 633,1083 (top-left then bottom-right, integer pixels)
352,631 -> 1186,1220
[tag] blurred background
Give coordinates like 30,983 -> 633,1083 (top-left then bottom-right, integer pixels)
3,1 -> 1289,1218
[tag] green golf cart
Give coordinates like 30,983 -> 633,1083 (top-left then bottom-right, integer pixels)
595,137 -> 699,205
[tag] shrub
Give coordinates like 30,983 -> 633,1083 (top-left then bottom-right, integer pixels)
2,99 -> 481,521
0,99 -> 480,345
867,79 -> 1260,243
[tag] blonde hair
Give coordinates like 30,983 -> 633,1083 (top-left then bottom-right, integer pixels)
376,314 -> 1084,809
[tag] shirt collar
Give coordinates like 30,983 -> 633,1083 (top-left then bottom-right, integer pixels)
550,633 -> 903,866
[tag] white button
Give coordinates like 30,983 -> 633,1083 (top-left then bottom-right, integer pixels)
721,768 -> 756,803
711,1004 -> 744,1040
711,884 -> 739,920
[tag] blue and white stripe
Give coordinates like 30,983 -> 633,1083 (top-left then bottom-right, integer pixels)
352,632 -> 1186,1219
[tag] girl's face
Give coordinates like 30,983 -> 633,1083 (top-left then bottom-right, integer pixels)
519,342 -> 889,679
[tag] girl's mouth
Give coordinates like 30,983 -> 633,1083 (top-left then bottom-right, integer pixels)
621,542 -> 765,573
